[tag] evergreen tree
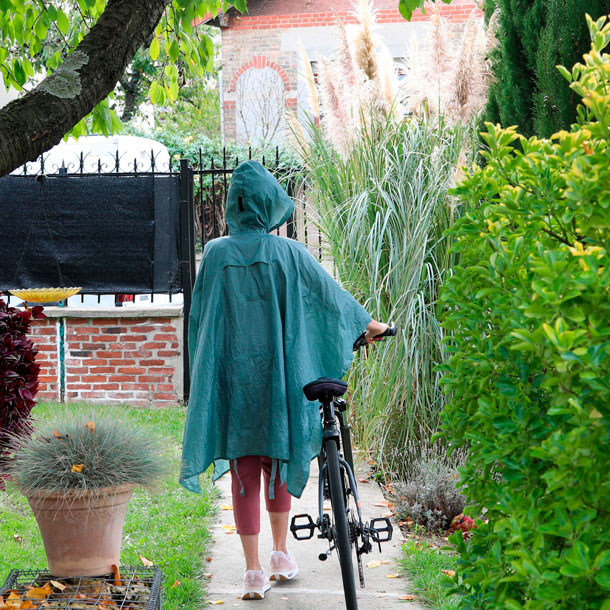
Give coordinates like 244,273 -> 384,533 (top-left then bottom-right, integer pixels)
484,0 -> 610,137
484,0 -> 545,137
534,0 -> 610,137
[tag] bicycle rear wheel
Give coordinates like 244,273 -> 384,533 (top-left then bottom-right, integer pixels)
326,439 -> 358,610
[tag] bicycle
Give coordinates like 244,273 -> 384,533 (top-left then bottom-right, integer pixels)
289,323 -> 397,610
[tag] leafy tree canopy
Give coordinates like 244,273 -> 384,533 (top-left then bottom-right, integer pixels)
0,0 -> 447,177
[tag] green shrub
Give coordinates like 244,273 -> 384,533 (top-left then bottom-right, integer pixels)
439,15 -> 610,610
6,412 -> 166,496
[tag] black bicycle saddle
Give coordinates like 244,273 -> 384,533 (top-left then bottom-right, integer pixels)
303,377 -> 348,402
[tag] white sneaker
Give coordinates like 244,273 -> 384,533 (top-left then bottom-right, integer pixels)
269,550 -> 299,581
241,569 -> 271,600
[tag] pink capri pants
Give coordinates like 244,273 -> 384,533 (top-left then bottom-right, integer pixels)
229,455 -> 292,535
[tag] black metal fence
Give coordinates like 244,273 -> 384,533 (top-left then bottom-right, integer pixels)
1,145 -> 323,401
2,146 -> 322,306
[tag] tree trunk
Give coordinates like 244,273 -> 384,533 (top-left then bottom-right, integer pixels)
0,0 -> 171,177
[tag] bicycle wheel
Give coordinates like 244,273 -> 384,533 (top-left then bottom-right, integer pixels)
326,439 -> 358,610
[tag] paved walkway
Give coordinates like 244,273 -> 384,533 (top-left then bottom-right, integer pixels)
204,459 -> 425,609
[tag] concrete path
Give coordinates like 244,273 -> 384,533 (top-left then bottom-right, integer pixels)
204,460 -> 425,609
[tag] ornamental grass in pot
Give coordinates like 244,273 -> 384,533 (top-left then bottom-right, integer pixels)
5,413 -> 165,577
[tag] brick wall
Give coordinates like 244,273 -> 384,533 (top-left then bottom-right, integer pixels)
218,0 -> 480,141
225,1 -> 481,28
30,307 -> 184,406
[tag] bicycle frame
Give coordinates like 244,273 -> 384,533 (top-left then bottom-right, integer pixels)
290,389 -> 393,610
317,399 -> 364,541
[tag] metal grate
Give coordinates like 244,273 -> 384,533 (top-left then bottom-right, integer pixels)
0,567 -> 162,610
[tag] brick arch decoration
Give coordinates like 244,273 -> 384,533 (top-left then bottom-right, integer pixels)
229,55 -> 290,93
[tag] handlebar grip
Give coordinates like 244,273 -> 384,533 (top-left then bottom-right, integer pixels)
353,322 -> 397,351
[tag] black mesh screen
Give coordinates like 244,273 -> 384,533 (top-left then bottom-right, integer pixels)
0,174 -> 182,293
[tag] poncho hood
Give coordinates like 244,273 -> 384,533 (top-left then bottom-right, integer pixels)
226,161 -> 294,234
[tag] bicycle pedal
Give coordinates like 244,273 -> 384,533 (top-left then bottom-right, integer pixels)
290,513 -> 316,540
369,517 -> 393,543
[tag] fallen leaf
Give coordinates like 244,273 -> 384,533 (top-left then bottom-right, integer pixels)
85,421 -> 95,433
385,573 -> 401,579
280,596 -> 289,600
380,560 -> 390,565
6,592 -> 22,608
13,535 -> 22,543
206,557 -> 213,562
442,570 -> 456,578
358,478 -> 369,483
50,581 -> 66,592
210,601 -> 224,605
171,580 -> 180,588
220,504 -> 233,511
367,560 -> 381,568
25,583 -> 52,599
111,564 -> 122,586
71,464 -> 84,473
52,429 -> 63,439
372,502 -> 391,507
398,595 -> 418,601
18,603 -> 35,609
139,554 -> 154,567
98,605 -> 110,610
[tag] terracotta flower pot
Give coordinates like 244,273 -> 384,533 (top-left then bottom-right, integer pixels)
25,483 -> 135,577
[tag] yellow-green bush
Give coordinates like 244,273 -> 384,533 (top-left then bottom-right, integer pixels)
439,15 -> 610,610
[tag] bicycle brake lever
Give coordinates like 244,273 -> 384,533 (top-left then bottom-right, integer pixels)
353,322 -> 397,351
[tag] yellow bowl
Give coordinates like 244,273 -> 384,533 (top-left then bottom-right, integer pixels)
8,287 -> 82,302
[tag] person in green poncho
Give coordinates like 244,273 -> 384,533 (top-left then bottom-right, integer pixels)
180,161 -> 388,600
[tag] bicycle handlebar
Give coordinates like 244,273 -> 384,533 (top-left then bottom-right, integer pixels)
352,322 -> 397,351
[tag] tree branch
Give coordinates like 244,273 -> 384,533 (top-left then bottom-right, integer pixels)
0,0 -> 171,177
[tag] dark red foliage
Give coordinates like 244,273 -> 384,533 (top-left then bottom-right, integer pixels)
0,297 -> 46,489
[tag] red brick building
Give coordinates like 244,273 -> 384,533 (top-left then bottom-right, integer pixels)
208,0 -> 481,142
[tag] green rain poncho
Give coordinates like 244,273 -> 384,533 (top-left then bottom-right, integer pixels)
180,161 -> 371,498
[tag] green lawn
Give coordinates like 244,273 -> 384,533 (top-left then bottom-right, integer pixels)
399,537 -> 459,609
0,402 -> 218,610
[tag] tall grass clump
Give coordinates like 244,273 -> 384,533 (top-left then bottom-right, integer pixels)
291,1 -> 492,475
6,412 -> 166,496
300,116 -> 466,475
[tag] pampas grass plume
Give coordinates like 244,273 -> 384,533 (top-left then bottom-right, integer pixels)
352,0 -> 379,82
298,40 -> 320,117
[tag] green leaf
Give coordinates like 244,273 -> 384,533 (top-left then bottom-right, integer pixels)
168,39 -> 179,62
149,80 -> 165,105
56,8 -> 69,35
150,36 -> 160,61
398,0 -> 423,20
557,65 -> 573,82
34,16 -> 48,40
13,58 -> 26,86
